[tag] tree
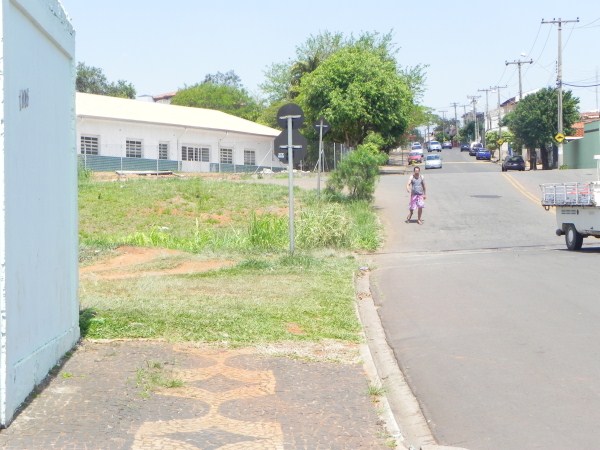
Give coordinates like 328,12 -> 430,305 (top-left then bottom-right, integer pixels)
297,43 -> 414,149
261,31 -> 345,102
172,81 -> 260,121
203,70 -> 243,89
76,62 -> 136,98
504,87 -> 579,169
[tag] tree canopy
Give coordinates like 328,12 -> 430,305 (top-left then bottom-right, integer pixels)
171,71 -> 260,121
297,42 -> 414,148
76,62 -> 136,99
504,87 -> 579,168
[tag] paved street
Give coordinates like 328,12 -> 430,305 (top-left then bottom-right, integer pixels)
372,148 -> 600,449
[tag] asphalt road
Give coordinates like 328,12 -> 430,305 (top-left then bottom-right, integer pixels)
371,148 -> 600,449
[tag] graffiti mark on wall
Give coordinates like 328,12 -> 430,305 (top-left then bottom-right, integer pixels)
19,89 -> 29,110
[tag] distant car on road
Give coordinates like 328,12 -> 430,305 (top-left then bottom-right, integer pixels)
408,151 -> 423,165
424,153 -> 442,169
427,140 -> 442,152
460,143 -> 470,152
469,142 -> 483,156
411,142 -> 422,151
442,141 -> 452,149
475,148 -> 492,160
501,155 -> 525,171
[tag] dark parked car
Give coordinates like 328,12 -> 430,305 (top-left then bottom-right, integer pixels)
460,143 -> 470,152
469,142 -> 483,156
475,148 -> 492,160
502,155 -> 525,171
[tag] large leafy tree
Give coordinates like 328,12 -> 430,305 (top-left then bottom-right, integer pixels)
261,31 -> 344,102
504,87 -> 579,169
172,71 -> 260,121
297,42 -> 414,149
76,62 -> 136,98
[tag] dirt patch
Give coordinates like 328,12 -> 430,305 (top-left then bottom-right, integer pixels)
80,246 -> 234,280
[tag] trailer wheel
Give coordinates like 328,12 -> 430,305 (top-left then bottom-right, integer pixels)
565,224 -> 583,250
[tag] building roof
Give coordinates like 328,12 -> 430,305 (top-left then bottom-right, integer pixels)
76,93 -> 279,138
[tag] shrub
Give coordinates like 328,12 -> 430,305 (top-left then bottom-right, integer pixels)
326,142 -> 386,201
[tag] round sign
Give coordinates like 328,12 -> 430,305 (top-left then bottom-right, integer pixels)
277,103 -> 304,129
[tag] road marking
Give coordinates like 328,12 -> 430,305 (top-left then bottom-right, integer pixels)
502,172 -> 540,205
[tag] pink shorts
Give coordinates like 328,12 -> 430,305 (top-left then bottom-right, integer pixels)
409,194 -> 425,210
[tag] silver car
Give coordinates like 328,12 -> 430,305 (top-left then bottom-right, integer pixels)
427,140 -> 442,152
424,153 -> 442,169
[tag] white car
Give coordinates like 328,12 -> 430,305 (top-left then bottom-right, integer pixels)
427,140 -> 442,152
424,153 -> 442,169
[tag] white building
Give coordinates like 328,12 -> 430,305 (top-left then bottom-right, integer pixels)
76,93 -> 284,173
0,0 -> 79,425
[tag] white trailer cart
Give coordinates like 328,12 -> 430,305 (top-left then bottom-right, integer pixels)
540,181 -> 600,250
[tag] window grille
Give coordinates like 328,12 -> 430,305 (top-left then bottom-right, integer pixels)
244,150 -> 256,165
126,139 -> 142,158
220,148 -> 233,164
159,143 -> 169,160
81,136 -> 99,155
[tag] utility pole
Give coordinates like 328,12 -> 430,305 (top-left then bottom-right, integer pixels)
490,85 -> 507,161
542,17 -> 580,168
478,88 -> 493,145
450,102 -> 459,143
439,110 -> 447,141
467,95 -> 481,142
505,58 -> 533,101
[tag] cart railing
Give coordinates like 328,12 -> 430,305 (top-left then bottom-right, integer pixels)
540,182 -> 599,206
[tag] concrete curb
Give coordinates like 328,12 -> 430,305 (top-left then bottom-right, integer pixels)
356,267 -> 469,450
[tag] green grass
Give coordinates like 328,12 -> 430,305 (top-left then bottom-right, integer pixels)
79,177 -> 380,253
80,254 -> 361,344
79,176 -> 382,345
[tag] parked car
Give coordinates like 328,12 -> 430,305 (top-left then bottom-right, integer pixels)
460,143 -> 470,152
442,141 -> 452,149
427,140 -> 442,152
424,153 -> 442,169
469,142 -> 483,156
408,151 -> 423,165
501,155 -> 525,171
475,148 -> 492,160
411,142 -> 422,151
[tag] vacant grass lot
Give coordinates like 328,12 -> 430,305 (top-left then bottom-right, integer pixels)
79,175 -> 381,346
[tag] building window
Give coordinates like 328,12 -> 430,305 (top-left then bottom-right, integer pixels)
159,143 -> 169,160
220,148 -> 233,164
126,139 -> 142,158
81,136 -> 99,155
244,150 -> 256,165
181,145 -> 210,162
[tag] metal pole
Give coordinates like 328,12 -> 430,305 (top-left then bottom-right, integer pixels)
287,117 -> 295,254
542,17 -> 579,167
317,118 -> 324,197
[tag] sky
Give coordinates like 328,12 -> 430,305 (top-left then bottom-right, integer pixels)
59,0 -> 600,116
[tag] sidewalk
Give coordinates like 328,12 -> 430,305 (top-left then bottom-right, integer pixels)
0,339 -> 392,449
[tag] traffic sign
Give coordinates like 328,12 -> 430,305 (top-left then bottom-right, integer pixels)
274,129 -> 307,164
555,133 -> 565,143
277,103 -> 304,129
497,139 -> 504,146
314,117 -> 330,135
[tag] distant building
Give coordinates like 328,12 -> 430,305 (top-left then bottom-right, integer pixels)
77,93 -> 283,173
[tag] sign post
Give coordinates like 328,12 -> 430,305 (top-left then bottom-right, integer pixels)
314,117 -> 330,197
276,104 -> 305,254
